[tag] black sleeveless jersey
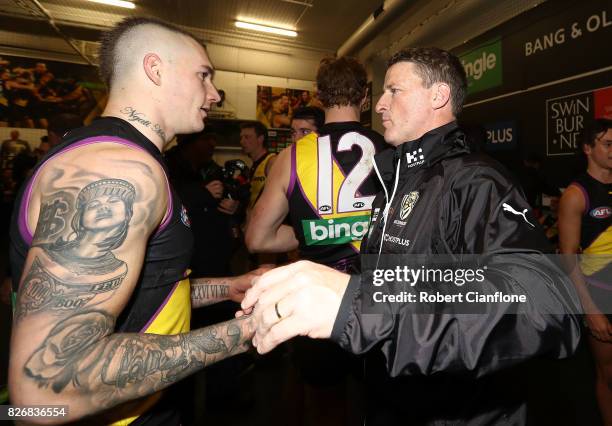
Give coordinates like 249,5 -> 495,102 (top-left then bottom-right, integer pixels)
570,173 -> 612,251
287,121 -> 386,270
9,117 -> 194,426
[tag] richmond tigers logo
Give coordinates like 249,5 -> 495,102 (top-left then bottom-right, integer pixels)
400,192 -> 419,220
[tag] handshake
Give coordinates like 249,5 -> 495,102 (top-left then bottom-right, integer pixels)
237,261 -> 351,354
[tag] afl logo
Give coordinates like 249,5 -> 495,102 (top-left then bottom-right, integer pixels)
181,205 -> 192,227
590,206 -> 611,219
353,201 -> 365,209
319,205 -> 331,213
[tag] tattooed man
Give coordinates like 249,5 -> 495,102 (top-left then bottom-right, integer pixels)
8,17 -> 261,425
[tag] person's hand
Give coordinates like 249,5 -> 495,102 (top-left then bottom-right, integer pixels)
205,180 -> 224,199
229,265 -> 274,303
585,312 -> 612,342
240,260 -> 350,354
0,277 -> 11,306
218,198 -> 239,215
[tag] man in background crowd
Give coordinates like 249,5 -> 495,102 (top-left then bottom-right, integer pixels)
166,131 -> 240,277
241,121 -> 276,212
290,106 -> 324,144
559,118 -> 612,425
246,56 -> 386,426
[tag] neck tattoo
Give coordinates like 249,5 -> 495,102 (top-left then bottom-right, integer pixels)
120,107 -> 166,142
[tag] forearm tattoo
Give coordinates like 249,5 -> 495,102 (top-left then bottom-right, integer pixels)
24,310 -> 253,409
191,279 -> 230,307
120,107 -> 166,141
16,178 -> 137,321
12,158 -> 244,413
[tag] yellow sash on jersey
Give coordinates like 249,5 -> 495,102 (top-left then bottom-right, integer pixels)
109,277 -> 191,426
295,133 -> 371,252
581,225 -> 612,276
249,153 -> 276,209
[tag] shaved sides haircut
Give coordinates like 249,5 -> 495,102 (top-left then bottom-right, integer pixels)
98,17 -> 204,88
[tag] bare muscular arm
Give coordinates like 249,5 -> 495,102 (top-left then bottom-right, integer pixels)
559,185 -> 596,310
559,184 -> 612,341
245,147 -> 299,253
9,144 -> 254,423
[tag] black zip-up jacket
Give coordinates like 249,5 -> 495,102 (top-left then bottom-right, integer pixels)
330,121 -> 581,425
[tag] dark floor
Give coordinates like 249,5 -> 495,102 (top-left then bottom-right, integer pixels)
526,339 -> 601,426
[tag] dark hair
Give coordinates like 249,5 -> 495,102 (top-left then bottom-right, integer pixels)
581,118 -> 612,149
98,17 -> 201,88
47,113 -> 83,138
316,56 -> 368,108
388,47 -> 467,116
292,106 -> 325,130
240,121 -> 268,146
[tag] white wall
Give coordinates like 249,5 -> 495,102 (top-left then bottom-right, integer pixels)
207,43 -> 323,82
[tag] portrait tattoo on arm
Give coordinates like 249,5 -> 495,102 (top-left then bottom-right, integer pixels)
16,178 -> 136,321
24,310 -> 254,410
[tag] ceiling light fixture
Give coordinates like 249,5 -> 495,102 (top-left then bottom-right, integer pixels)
235,21 -> 297,37
88,0 -> 136,9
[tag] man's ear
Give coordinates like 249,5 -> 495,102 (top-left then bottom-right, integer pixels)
583,143 -> 592,156
143,53 -> 162,86
432,83 -> 451,110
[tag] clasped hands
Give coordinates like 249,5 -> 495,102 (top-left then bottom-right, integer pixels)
238,260 -> 351,354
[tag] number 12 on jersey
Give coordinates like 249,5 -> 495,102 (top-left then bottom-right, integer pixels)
316,132 -> 376,214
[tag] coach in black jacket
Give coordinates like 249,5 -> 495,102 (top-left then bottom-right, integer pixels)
242,47 -> 581,425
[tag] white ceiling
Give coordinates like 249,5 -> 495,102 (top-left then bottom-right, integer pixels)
0,0 -> 390,77
0,0 -> 550,81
